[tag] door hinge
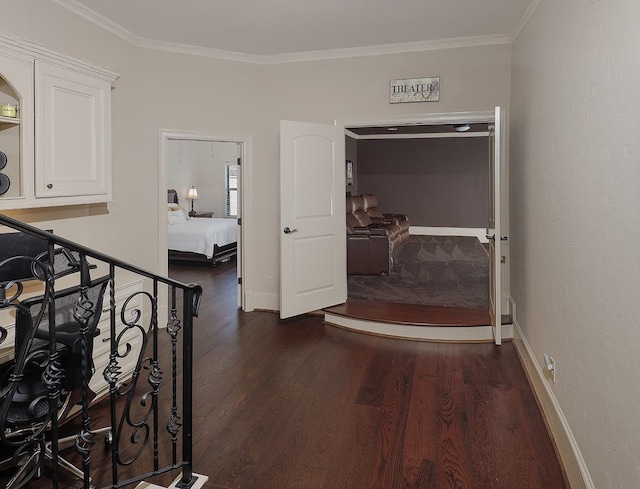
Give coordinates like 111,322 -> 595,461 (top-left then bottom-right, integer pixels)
501,256 -> 506,264
237,157 -> 241,166
237,277 -> 242,285
237,218 -> 242,225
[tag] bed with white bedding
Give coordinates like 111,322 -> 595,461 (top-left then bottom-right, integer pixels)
167,189 -> 238,265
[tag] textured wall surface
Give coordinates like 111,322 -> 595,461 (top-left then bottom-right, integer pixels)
510,1 -> 640,487
167,140 -> 238,217
356,136 -> 489,227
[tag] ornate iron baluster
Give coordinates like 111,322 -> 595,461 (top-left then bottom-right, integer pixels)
166,285 -> 182,465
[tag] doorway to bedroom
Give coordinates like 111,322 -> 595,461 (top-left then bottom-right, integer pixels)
160,131 -> 248,310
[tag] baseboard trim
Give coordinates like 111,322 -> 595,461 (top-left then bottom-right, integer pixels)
252,291 -> 279,312
410,226 -> 488,243
510,298 -> 594,489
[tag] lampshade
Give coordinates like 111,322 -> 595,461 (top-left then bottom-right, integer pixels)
187,186 -> 198,200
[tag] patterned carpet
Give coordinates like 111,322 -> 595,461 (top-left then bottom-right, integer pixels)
347,235 -> 489,309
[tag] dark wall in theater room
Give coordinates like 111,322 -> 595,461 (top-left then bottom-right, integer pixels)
356,137 -> 489,228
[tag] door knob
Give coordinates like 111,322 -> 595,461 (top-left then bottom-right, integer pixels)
485,234 -> 495,241
283,227 -> 298,234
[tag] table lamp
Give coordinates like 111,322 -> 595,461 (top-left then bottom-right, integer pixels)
187,186 -> 198,217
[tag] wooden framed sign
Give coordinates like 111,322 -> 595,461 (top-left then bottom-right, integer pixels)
390,77 -> 440,103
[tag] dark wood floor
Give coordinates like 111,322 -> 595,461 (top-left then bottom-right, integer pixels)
175,260 -> 567,489
14,259 -> 568,489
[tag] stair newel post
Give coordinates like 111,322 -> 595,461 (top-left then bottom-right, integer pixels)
177,283 -> 201,488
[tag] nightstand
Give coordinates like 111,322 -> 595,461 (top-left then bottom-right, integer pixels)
192,211 -> 214,218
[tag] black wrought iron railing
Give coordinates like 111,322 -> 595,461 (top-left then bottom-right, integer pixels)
0,213 -> 203,489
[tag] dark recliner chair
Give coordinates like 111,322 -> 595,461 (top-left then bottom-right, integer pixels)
360,194 -> 410,248
346,195 -> 410,275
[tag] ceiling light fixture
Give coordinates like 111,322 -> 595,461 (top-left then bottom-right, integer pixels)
454,124 -> 471,132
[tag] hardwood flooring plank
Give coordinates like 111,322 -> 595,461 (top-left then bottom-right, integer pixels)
368,345 -> 417,488
321,404 -> 380,489
402,344 -> 439,488
436,344 -> 474,489
286,464 -> 328,489
355,347 -> 397,407
459,343 -> 508,489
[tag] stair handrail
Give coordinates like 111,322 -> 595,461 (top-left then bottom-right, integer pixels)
0,213 -> 202,489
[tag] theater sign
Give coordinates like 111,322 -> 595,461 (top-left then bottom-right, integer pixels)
389,77 -> 440,103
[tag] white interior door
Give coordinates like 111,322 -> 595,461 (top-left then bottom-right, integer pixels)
280,120 -> 347,318
488,107 -> 503,345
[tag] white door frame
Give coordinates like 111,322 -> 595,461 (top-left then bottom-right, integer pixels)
339,110 -> 510,315
158,129 -> 254,312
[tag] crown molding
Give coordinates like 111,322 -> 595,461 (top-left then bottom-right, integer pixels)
133,34 -> 511,65
51,0 -> 139,45
51,0 -> 511,65
254,35 -> 511,65
510,0 -> 543,41
0,31 -> 118,81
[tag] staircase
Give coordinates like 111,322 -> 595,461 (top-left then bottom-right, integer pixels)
0,214 -> 203,489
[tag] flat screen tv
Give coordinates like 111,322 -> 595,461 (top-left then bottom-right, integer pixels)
0,231 -> 52,283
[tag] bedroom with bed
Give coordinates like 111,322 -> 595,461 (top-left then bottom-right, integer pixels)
167,188 -> 237,265
166,139 -> 240,266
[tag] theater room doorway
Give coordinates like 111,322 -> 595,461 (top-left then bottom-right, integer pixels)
332,109 -> 508,343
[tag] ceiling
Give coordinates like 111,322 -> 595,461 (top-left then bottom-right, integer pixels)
53,0 -> 537,63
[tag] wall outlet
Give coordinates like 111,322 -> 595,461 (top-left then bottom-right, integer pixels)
543,353 -> 556,383
266,275 -> 273,290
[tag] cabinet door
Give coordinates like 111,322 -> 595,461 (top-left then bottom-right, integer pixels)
0,50 -> 34,204
35,60 -> 111,198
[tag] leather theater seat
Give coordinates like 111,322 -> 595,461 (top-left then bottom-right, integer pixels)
346,194 -> 410,275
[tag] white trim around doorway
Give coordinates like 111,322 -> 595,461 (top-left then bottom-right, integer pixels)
158,129 -> 254,313
339,110 -> 496,129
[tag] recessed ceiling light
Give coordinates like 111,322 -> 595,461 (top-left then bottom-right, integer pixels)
454,124 -> 471,132
387,127 -> 398,131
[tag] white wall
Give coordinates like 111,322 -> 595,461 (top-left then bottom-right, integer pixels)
510,2 -> 640,488
167,140 -> 237,216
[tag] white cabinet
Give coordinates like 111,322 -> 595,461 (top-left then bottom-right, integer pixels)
35,60 -> 111,198
0,49 -> 34,203
0,34 -> 118,210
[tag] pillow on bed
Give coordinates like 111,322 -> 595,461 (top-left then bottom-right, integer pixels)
167,208 -> 188,224
167,204 -> 189,215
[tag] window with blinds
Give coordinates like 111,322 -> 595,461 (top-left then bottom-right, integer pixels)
225,164 -> 238,217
